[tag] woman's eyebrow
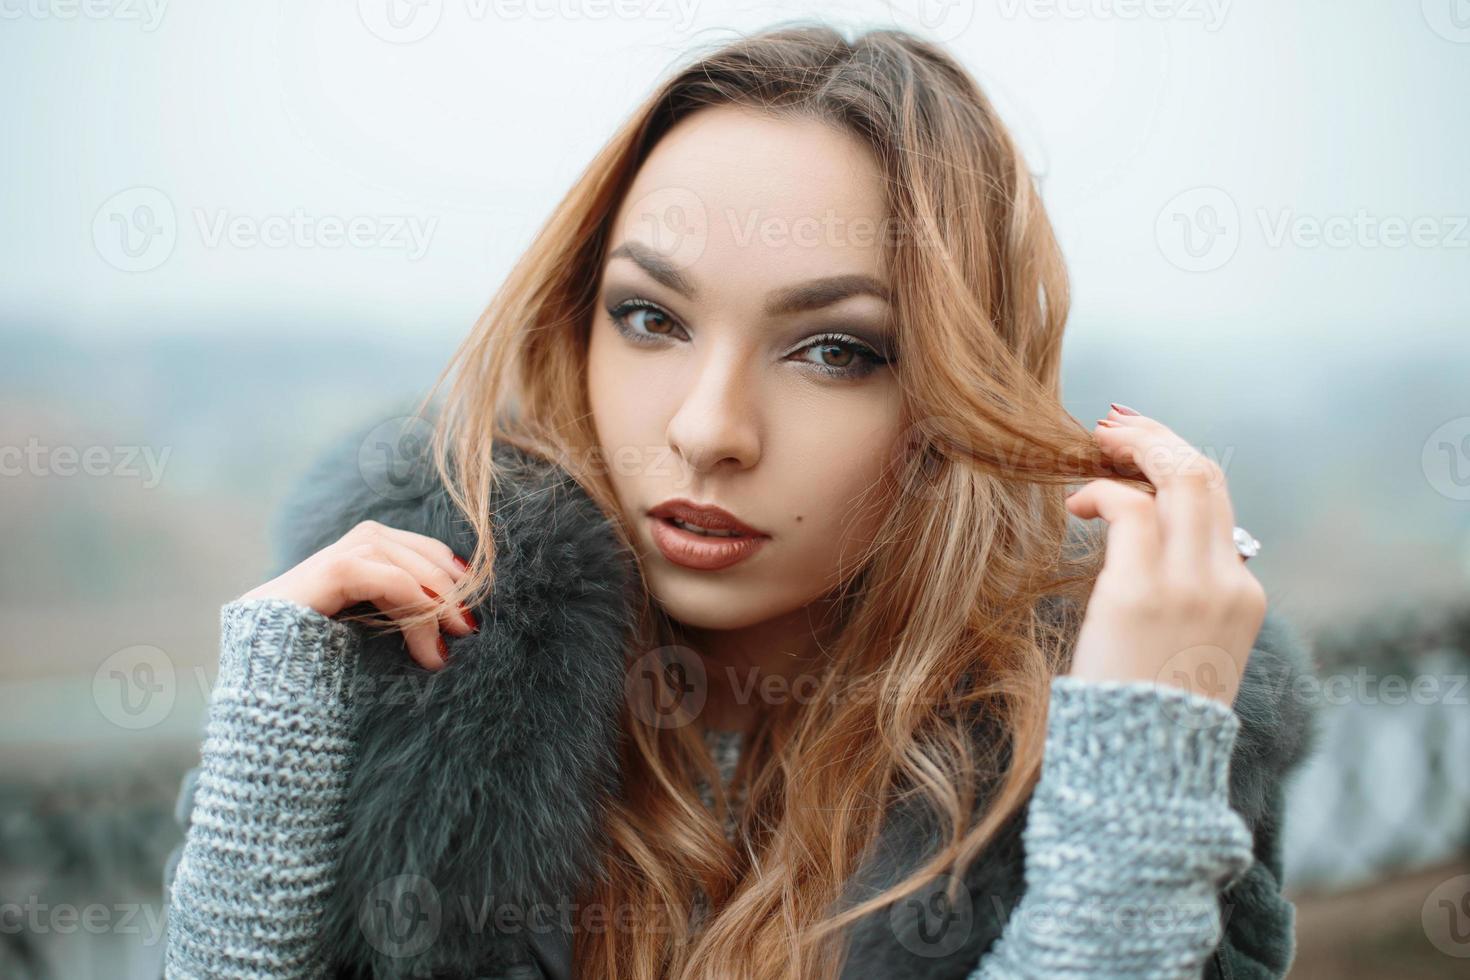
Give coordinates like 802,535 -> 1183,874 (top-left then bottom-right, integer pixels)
607,241 -> 697,300
606,240 -> 892,314
764,275 -> 891,316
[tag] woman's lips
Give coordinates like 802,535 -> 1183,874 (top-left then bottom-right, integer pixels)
647,514 -> 769,571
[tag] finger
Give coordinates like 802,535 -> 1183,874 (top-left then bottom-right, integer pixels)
379,525 -> 470,583
370,537 -> 478,636
1094,416 -> 1234,571
334,556 -> 448,670
347,520 -> 468,583
1064,478 -> 1162,580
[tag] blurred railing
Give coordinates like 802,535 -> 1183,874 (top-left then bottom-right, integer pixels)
1283,601 -> 1470,892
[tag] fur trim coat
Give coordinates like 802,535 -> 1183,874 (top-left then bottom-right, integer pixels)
168,414 -> 1318,979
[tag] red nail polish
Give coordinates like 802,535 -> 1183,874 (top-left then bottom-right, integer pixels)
452,555 -> 469,572
1110,403 -> 1141,416
437,634 -> 450,663
422,586 -> 439,600
462,605 -> 478,631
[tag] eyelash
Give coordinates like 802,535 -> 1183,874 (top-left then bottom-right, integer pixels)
604,298 -> 893,381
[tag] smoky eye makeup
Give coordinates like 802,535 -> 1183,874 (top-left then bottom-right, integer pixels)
601,291 -> 899,382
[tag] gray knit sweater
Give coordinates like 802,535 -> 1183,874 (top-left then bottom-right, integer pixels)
163,597 -> 1254,979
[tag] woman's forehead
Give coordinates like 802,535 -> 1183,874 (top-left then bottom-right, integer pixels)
614,109 -> 889,258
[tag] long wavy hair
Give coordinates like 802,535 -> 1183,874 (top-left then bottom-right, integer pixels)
387,21 -> 1125,979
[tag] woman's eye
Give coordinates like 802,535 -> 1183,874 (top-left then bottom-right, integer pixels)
606,299 -> 890,381
606,299 -> 687,344
793,335 -> 890,380
801,340 -> 857,370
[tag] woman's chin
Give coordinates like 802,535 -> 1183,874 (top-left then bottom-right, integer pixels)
643,572 -> 793,633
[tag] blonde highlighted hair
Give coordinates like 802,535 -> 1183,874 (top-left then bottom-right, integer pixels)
389,21 -> 1123,979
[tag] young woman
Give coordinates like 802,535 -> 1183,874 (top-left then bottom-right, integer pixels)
162,22 -> 1316,980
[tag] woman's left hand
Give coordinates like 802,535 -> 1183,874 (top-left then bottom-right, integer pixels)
1063,404 -> 1267,707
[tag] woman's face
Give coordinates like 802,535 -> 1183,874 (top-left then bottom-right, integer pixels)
587,105 -> 905,632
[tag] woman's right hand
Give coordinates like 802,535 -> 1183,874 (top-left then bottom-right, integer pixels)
239,519 -> 478,671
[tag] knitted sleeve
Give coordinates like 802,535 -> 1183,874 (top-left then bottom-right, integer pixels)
163,597 -> 361,980
965,676 -> 1256,980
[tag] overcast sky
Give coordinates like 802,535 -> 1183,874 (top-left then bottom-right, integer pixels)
3,0 -> 1467,347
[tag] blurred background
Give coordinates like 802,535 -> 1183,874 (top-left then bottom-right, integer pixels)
2,2 -> 1468,977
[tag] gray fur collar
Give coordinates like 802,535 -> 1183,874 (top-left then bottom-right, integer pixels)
272,415 -> 1317,980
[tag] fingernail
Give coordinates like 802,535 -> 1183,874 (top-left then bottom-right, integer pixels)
452,555 -> 469,572
1110,402 -> 1141,416
462,605 -> 478,631
1096,418 -> 1119,428
422,586 -> 439,600
437,634 -> 450,663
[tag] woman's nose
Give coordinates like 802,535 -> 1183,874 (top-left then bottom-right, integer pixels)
665,348 -> 761,475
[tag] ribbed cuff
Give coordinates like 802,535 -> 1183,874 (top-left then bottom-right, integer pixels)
1043,676 -> 1240,805
1031,676 -> 1254,891
217,597 -> 361,708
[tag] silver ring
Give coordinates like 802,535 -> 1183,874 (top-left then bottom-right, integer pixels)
1232,526 -> 1261,561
